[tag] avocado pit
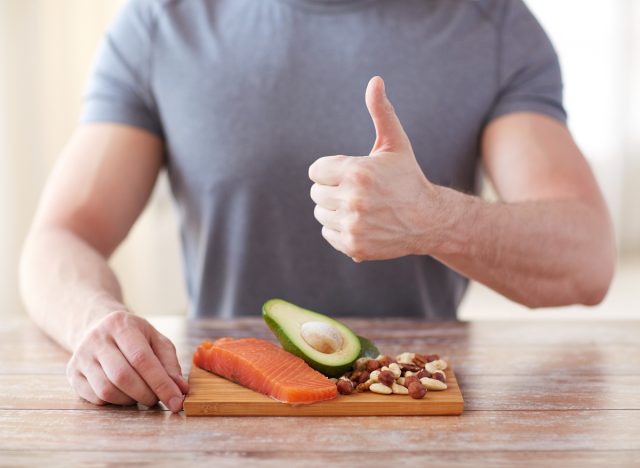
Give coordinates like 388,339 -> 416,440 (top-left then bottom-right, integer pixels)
300,321 -> 344,354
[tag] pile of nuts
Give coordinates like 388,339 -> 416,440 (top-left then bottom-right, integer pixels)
331,352 -> 448,400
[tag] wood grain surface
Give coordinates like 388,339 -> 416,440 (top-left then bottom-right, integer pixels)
1,316 -> 639,467
184,366 -> 463,416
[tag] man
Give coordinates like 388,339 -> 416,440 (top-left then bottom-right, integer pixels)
20,0 -> 614,413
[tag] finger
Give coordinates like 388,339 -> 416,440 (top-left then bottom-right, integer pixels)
308,155 -> 351,186
314,205 -> 342,231
365,76 -> 411,154
70,371 -> 106,406
150,332 -> 189,394
310,183 -> 341,210
98,344 -> 158,407
83,360 -> 137,406
321,226 -> 345,253
114,329 -> 184,413
172,374 -> 190,395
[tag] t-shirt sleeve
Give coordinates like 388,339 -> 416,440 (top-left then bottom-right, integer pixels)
486,0 -> 567,124
80,0 -> 163,137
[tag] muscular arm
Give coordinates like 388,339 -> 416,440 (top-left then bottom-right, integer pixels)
309,77 -> 615,309
429,113 -> 615,307
20,124 -> 161,349
20,124 -> 188,411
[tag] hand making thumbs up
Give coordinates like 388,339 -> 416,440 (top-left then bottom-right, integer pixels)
308,76 -> 440,262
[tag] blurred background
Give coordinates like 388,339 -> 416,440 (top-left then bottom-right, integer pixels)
1,0 -> 638,321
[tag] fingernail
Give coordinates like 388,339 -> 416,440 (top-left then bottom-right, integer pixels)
169,396 -> 183,413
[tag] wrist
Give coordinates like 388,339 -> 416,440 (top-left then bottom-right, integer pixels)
68,296 -> 129,350
413,184 -> 475,258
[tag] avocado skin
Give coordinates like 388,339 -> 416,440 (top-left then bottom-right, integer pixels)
357,336 -> 380,359
262,300 -> 360,378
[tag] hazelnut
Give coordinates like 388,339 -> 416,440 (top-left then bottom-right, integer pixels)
358,371 -> 371,384
336,378 -> 354,395
377,355 -> 392,367
354,357 -> 369,371
366,359 -> 381,372
426,354 -> 439,363
404,375 -> 419,388
378,370 -> 395,387
416,369 -> 431,380
408,381 -> 427,399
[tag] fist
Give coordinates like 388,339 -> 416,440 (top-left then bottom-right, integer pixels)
309,76 -> 437,262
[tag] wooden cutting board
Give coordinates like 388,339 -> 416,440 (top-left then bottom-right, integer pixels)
184,366 -> 464,416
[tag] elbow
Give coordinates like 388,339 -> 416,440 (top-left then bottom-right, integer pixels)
520,253 -> 615,310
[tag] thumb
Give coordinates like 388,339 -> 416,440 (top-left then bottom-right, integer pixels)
365,76 -> 411,154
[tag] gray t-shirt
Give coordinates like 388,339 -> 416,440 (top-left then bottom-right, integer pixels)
81,0 -> 565,319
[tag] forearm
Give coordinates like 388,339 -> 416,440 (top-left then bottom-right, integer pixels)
425,187 -> 615,308
19,226 -> 126,351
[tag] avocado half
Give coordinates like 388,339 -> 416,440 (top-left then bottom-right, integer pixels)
357,335 -> 380,359
262,299 -> 362,377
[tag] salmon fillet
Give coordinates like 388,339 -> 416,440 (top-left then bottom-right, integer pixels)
193,337 -> 338,404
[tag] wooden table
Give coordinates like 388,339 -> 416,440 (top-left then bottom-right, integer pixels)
1,316 -> 639,466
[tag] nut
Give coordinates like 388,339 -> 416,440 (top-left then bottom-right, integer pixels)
391,382 -> 409,395
369,383 -> 393,395
413,353 -> 428,366
377,355 -> 392,367
357,371 -> 371,384
404,375 -> 419,388
329,378 -> 338,383
426,354 -> 440,363
425,359 -> 447,374
420,377 -> 447,391
416,369 -> 431,380
378,370 -> 395,387
432,370 -> 446,383
366,359 -> 381,372
408,381 -> 427,399
395,352 -> 415,364
399,363 -> 421,373
404,371 -> 415,377
388,363 -> 402,378
369,370 -> 380,382
355,380 -> 373,392
354,357 -> 369,371
336,378 -> 354,395
396,377 -> 405,386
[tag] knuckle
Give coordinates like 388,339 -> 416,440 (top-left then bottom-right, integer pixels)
343,217 -> 362,237
158,334 -> 176,352
112,368 -> 132,389
129,348 -> 150,369
95,382 -> 118,402
308,158 -> 323,181
346,196 -> 366,214
100,310 -> 131,335
313,205 -> 325,223
345,166 -> 372,188
153,379 -> 175,399
343,234 -> 363,259
309,184 -> 319,202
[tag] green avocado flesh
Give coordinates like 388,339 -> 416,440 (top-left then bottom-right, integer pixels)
262,299 -> 362,377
